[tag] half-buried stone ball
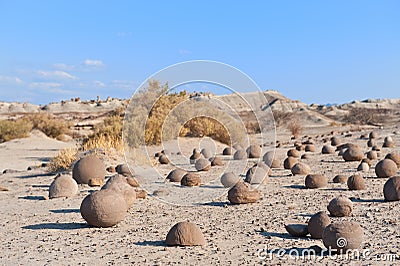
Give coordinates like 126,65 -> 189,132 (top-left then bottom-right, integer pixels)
159,154 -> 170,164
305,144 -> 316,152
284,157 -> 298,169
285,224 -> 309,237
327,196 -> 353,217
383,136 -> 395,148
80,189 -> 128,227
357,162 -> 370,172
330,136 -> 341,146
375,159 -> 398,178
201,148 -> 213,159
222,147 -> 233,155
246,145 -> 262,158
307,211 -> 331,239
233,150 -> 247,160
322,145 -> 336,154
101,174 -> 136,208
72,155 -> 106,185
165,222 -> 206,246
369,131 -> 377,139
291,162 -> 311,175
305,174 -> 328,189
220,172 -> 240,188
347,174 -> 366,190
263,151 -> 280,168
333,174 -> 348,183
181,173 -> 201,187
245,166 -> 268,185
366,150 -> 378,160
287,149 -> 300,158
322,221 -> 363,252
49,174 -> 78,199
385,152 -> 400,168
116,164 -> 134,177
210,157 -> 223,166
195,158 -> 211,171
166,169 -> 186,182
189,151 -> 202,164
383,176 -> 400,201
228,181 -> 260,204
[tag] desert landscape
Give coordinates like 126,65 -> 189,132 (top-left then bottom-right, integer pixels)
0,87 -> 399,265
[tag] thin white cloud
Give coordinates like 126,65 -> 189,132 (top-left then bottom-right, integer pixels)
111,80 -> 136,90
84,59 -> 105,67
117,31 -> 132,37
29,82 -> 63,89
93,80 -> 105,87
53,63 -> 76,71
37,70 -> 78,80
0,75 -> 24,84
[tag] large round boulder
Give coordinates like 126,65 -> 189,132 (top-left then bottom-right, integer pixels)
228,181 -> 260,204
220,172 -> 240,188
80,189 -> 128,227
181,173 -> 201,187
385,152 -> 400,168
166,169 -> 186,182
322,221 -> 363,252
245,166 -> 268,185
101,174 -> 136,208
72,155 -> 106,185
195,158 -> 211,171
307,211 -> 331,239
383,176 -> 400,201
305,174 -> 327,189
165,222 -> 206,246
233,150 -> 247,160
291,162 -> 311,175
347,174 -> 366,190
284,157 -> 298,169
246,145 -> 262,158
342,146 -> 363,162
49,174 -> 78,199
327,196 -> 353,217
375,159 -> 397,178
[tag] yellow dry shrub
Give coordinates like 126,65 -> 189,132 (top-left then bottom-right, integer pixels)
47,147 -> 78,172
0,119 -> 33,142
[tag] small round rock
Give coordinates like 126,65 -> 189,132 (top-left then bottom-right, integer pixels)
305,174 -> 328,189
220,172 -> 240,188
383,176 -> 400,201
181,173 -> 201,186
291,162 -> 311,175
375,159 -> 398,178
195,158 -> 211,171
49,174 -> 78,199
307,211 -> 331,239
322,221 -> 363,252
333,174 -> 348,183
347,174 -> 366,190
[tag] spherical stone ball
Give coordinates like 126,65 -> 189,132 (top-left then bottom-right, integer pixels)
284,157 -> 298,169
189,152 -> 202,164
233,150 -> 247,160
227,181 -> 260,204
201,148 -> 213,159
181,173 -> 201,187
366,150 -> 378,160
195,158 -> 211,171
322,145 -> 336,154
159,154 -> 170,164
333,174 -> 348,184
254,161 -> 272,175
49,174 -> 78,199
342,146 -> 363,162
330,137 -> 341,146
383,140 -> 395,148
245,166 -> 268,185
305,144 -> 316,152
301,153 -> 311,159
322,221 -> 363,252
263,151 -> 280,168
347,174 -> 366,190
375,159 -> 398,178
291,162 -> 311,175
222,147 -> 233,155
285,224 -> 309,237
287,149 -> 300,158
72,155 -> 106,185
369,131 -> 377,139
383,176 -> 400,201
327,196 -> 353,217
115,164 -> 134,177
357,162 -> 370,172
385,152 -> 400,168
165,222 -> 206,246
80,189 -> 128,227
361,158 -> 372,167
166,169 -> 186,182
102,174 -> 137,208
246,145 -> 262,158
210,157 -> 223,166
305,174 -> 328,189
220,172 -> 240,188
307,211 -> 331,239
367,139 -> 375,147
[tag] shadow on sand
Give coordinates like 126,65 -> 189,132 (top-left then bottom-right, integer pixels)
49,209 -> 80,214
135,240 -> 165,247
22,222 -> 89,230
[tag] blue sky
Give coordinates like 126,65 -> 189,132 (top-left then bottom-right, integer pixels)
0,1 -> 399,104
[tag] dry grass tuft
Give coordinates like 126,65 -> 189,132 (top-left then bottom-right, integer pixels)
24,113 -> 72,139
0,119 -> 33,142
47,147 -> 78,172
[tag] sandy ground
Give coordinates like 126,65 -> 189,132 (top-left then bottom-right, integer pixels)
1,126 -> 400,265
